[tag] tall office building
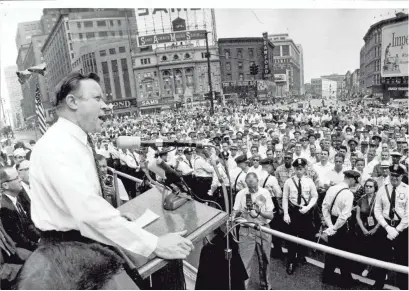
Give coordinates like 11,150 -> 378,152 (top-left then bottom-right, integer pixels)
41,9 -> 137,103
4,65 -> 24,128
269,33 -> 303,96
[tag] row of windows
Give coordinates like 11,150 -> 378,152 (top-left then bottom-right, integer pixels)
141,58 -> 151,65
101,58 -> 132,100
67,30 -> 125,42
99,46 -> 126,57
66,19 -> 122,30
224,48 -> 256,59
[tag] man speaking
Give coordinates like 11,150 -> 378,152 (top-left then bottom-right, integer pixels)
19,72 -> 193,289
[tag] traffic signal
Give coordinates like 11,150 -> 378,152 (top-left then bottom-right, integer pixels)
250,63 -> 259,75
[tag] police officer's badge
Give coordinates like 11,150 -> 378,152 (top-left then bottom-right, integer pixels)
399,192 -> 405,200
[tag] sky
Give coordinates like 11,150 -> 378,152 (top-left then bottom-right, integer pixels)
0,6 -> 407,111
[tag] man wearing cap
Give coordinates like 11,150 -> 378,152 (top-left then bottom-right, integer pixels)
230,155 -> 250,195
372,150 -> 391,178
374,164 -> 408,290
282,158 -> 318,275
321,170 -> 360,287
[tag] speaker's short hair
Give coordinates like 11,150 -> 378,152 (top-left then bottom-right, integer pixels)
54,72 -> 100,106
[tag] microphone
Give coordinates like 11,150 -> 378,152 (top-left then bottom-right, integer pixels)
116,136 -> 209,149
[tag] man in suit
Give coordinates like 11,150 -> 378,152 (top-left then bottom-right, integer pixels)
0,220 -> 32,289
15,160 -> 32,217
0,166 -> 40,251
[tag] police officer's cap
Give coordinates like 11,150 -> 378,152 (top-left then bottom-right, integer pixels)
292,158 -> 307,168
390,151 -> 402,157
183,148 -> 193,155
235,154 -> 248,164
230,144 -> 238,150
300,136 -> 308,142
389,164 -> 405,176
343,170 -> 361,181
372,135 -> 382,142
361,141 -> 369,146
260,157 -> 274,165
348,138 -> 358,145
294,130 -> 301,135
308,133 -> 316,139
284,151 -> 293,158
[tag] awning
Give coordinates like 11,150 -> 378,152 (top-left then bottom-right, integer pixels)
140,105 -> 163,110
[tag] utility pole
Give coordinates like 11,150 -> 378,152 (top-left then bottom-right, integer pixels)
205,31 -> 214,115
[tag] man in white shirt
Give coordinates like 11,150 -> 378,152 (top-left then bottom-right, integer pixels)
26,72 -> 192,289
248,154 -> 263,179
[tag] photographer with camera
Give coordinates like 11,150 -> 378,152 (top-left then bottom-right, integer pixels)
231,172 -> 274,290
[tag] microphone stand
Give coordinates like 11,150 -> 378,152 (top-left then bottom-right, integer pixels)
204,145 -> 232,290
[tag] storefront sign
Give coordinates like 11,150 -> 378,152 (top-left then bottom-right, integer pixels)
172,17 -> 186,32
141,99 -> 159,106
262,32 -> 271,79
388,87 -> 408,91
274,74 -> 287,82
138,30 -> 206,46
108,98 -> 137,110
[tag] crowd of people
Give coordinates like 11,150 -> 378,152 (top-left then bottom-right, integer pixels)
0,92 -> 408,289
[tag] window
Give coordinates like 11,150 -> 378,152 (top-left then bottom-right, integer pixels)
99,31 -> 108,37
86,32 -> 95,39
67,33 -> 71,41
239,73 -> 244,81
109,48 -> 116,55
225,49 -> 230,59
237,49 -> 243,59
141,58 -> 151,65
110,31 -> 116,37
154,71 -> 157,77
226,63 -> 231,71
84,21 -> 93,28
100,50 -> 106,57
238,61 -> 243,69
162,56 -> 168,61
282,45 -> 290,56
97,20 -> 106,27
71,53 -> 74,59
226,73 -> 232,81
201,52 -> 206,58
77,22 -> 81,28
117,20 -> 122,25
184,53 -> 191,59
110,20 -> 114,26
173,54 -> 179,60
65,22 -> 69,30
79,33 -> 83,40
119,30 -> 123,36
248,48 -> 254,58
69,43 -> 73,50
119,46 -> 126,53
121,58 -> 131,97
111,60 -> 122,99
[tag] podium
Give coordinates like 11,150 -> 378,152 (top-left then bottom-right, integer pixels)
118,187 -> 228,279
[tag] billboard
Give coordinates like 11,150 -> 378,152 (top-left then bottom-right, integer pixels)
274,74 -> 287,82
381,21 -> 408,77
135,8 -> 216,46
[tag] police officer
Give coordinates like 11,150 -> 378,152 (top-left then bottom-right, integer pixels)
283,158 -> 318,275
322,170 -> 360,287
259,157 -> 284,258
230,155 -> 250,196
374,164 -> 408,290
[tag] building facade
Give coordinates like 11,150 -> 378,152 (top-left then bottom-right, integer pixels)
321,78 -> 337,99
296,44 -> 304,95
20,34 -> 49,123
132,44 -> 221,114
360,12 -> 408,101
41,9 -> 137,105
70,40 -> 136,115
15,21 -> 43,50
321,74 -> 344,98
311,78 -> 322,98
4,65 -> 24,128
218,37 -> 274,100
269,33 -> 302,96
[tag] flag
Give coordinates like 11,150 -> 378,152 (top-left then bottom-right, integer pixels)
28,63 -> 46,76
16,70 -> 32,85
35,84 -> 47,135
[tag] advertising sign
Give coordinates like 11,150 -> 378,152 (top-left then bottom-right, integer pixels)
222,81 -> 257,94
141,99 -> 159,106
381,21 -> 408,77
138,30 -> 206,46
107,98 -> 137,110
274,74 -> 287,82
135,8 -> 215,44
262,32 -> 271,79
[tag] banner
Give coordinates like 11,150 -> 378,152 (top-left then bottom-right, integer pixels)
138,30 -> 206,46
381,21 -> 408,77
